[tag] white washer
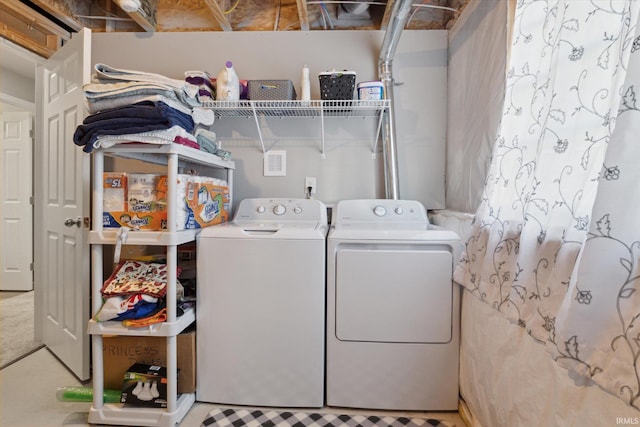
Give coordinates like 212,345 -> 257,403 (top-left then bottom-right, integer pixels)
326,199 -> 461,411
196,198 -> 327,407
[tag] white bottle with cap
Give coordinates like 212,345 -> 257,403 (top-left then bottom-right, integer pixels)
216,61 -> 240,101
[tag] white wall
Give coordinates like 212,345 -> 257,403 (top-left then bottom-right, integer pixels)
91,30 -> 448,210
446,0 -> 507,213
0,68 -> 35,106
0,39 -> 42,113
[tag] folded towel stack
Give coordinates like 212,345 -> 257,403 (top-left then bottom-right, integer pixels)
75,63 -> 229,160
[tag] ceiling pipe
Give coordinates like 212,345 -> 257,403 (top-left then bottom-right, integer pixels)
341,1 -> 370,15
378,0 -> 413,200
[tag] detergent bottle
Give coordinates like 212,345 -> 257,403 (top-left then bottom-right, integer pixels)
216,61 -> 240,101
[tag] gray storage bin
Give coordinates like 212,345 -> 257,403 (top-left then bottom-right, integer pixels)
248,80 -> 297,100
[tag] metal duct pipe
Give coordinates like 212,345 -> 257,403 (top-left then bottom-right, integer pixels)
378,0 -> 413,200
341,0 -> 370,15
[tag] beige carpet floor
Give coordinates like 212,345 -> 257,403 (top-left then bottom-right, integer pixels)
0,291 -> 44,369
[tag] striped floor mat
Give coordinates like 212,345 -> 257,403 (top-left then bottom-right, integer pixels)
202,408 -> 450,427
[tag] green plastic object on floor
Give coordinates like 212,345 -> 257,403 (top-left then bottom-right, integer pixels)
56,386 -> 121,403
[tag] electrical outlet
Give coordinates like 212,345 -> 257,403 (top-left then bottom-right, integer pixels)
305,176 -> 316,194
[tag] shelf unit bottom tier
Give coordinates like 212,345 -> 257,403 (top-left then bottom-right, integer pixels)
88,392 -> 195,427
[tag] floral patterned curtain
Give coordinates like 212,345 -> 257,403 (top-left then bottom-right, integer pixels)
453,0 -> 640,407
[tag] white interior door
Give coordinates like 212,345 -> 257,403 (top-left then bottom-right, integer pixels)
1,112 -> 33,291
35,28 -> 91,381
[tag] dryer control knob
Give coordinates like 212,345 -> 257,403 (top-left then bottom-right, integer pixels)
373,206 -> 386,217
257,206 -> 266,213
273,204 -> 286,215
293,207 -> 302,214
395,207 -> 404,215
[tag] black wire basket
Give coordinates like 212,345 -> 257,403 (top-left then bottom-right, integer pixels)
318,71 -> 356,100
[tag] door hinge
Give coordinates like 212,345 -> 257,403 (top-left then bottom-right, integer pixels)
29,196 -> 34,205
83,217 -> 91,228
30,263 -> 34,272
30,129 -> 34,139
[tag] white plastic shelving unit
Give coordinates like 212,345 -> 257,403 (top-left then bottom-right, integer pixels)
88,143 -> 235,427
203,99 -> 389,159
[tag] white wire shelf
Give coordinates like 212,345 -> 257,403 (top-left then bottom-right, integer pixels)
202,99 -> 389,118
203,99 -> 389,158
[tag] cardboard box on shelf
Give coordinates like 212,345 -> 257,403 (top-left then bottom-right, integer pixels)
127,174 -> 168,212
102,173 -> 229,230
102,330 -> 195,394
103,172 -> 128,211
183,181 -> 230,228
103,172 -> 168,230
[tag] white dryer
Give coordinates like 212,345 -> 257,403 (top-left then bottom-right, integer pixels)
196,198 -> 327,407
326,199 -> 460,411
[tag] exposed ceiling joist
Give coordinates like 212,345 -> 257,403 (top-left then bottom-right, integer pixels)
120,7 -> 155,32
1,0 -> 71,39
110,0 -> 157,32
0,0 -> 72,57
28,0 -> 83,32
203,0 -> 232,31
0,0 -> 470,59
295,0 -> 309,31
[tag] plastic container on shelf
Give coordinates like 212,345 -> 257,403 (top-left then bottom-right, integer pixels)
247,80 -> 296,100
357,81 -> 384,100
301,64 -> 311,102
318,70 -> 356,100
216,61 -> 240,101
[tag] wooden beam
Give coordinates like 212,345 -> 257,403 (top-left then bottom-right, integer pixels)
123,8 -> 156,32
28,0 -> 84,32
0,0 -> 79,57
295,0 -> 309,31
112,0 -> 157,32
0,0 -> 71,40
105,0 -> 115,32
203,0 -> 232,31
0,21 -> 57,57
380,0 -> 396,31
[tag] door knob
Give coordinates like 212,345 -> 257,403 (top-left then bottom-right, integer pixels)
64,217 -> 82,228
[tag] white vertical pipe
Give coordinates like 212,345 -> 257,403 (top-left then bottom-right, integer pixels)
166,152 -> 178,412
91,151 -> 104,410
379,0 -> 413,200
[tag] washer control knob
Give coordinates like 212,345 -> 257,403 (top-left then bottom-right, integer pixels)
273,204 -> 286,215
395,207 -> 404,215
257,205 -> 266,213
293,207 -> 302,214
373,205 -> 386,217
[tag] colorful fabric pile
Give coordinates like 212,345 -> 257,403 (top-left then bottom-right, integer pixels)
95,260 -> 183,327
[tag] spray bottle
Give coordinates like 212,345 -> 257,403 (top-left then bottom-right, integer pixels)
216,61 -> 240,101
